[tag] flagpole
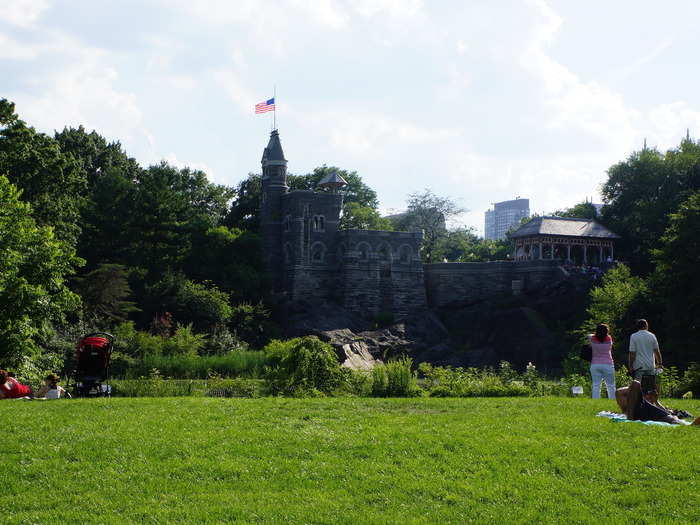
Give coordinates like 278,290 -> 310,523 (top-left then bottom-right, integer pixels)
273,85 -> 277,130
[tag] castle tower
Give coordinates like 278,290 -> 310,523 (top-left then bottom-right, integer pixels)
260,129 -> 288,291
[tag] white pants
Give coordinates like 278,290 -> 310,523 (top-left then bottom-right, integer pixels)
590,363 -> 616,399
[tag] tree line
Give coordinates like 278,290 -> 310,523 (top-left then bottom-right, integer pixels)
0,98 -> 504,378
2,95 -> 699,376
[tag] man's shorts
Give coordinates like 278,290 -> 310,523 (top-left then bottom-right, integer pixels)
635,370 -> 660,393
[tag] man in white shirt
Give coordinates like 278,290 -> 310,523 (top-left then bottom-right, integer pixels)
628,319 -> 663,381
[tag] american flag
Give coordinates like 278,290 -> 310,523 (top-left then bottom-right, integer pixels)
255,98 -> 275,114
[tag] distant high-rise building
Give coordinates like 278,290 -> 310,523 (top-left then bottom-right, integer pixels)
484,198 -> 530,240
484,209 -> 495,240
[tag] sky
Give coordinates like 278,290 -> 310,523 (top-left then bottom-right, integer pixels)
2,0 -> 700,234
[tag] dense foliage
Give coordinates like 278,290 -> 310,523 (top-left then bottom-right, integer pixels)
578,138 -> 700,370
2,95 -> 700,383
0,175 -> 81,369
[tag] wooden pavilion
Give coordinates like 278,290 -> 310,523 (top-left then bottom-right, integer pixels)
510,216 -> 619,264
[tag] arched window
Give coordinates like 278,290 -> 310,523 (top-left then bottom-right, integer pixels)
284,215 -> 291,232
312,215 -> 326,232
311,242 -> 326,263
357,242 -> 370,261
378,243 -> 391,262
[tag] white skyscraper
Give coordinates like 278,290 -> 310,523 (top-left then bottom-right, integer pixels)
484,198 -> 530,240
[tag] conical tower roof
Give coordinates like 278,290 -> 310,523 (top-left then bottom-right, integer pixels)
318,171 -> 348,192
261,129 -> 287,166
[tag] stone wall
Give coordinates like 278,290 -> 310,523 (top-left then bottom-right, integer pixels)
337,229 -> 426,319
423,260 -> 561,308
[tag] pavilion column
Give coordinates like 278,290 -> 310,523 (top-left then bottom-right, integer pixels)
539,242 -> 543,260
583,244 -> 588,264
550,243 -> 554,259
567,244 -> 571,262
599,245 -> 603,263
610,244 -> 614,261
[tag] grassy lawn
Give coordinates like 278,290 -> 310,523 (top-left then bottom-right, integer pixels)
1,397 -> 699,524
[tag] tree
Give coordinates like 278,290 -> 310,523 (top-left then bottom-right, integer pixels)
54,126 -> 141,189
578,264 -> 648,359
393,189 -> 466,263
0,99 -> 87,247
55,126 -> 142,267
340,201 -> 393,230
553,201 -> 598,220
226,166 -> 384,231
0,175 -> 81,367
225,173 -> 260,230
185,225 -> 268,302
601,139 -> 700,274
127,162 -> 235,277
651,191 -> 700,364
144,271 -> 233,333
72,263 -> 139,324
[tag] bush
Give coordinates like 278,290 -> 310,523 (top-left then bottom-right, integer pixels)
202,324 -> 247,355
677,362 -> 700,397
122,351 -> 269,379
161,324 -> 205,357
263,336 -> 342,396
111,378 -> 263,397
229,302 -> 279,348
419,362 -> 532,397
371,357 -> 420,397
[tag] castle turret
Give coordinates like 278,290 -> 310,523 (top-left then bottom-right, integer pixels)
260,130 -> 288,291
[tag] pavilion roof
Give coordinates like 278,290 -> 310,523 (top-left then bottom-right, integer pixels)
510,216 -> 620,239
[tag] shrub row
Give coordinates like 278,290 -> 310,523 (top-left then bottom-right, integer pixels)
116,351 -> 269,379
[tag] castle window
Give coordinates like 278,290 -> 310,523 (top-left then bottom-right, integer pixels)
399,245 -> 412,263
378,244 -> 391,262
311,242 -> 326,263
357,242 -> 370,261
284,215 -> 291,232
304,204 -> 311,217
284,243 -> 292,264
312,215 -> 326,232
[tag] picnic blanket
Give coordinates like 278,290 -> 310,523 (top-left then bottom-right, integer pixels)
596,411 -> 691,427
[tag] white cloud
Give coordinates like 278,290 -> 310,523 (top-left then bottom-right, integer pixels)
0,0 -> 50,28
647,102 -> 700,149
349,0 -> 422,18
0,32 -> 42,60
300,109 -> 457,155
213,70 -> 258,115
165,153 -> 215,178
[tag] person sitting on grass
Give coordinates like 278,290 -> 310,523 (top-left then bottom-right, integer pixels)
35,373 -> 71,399
0,369 -> 32,399
621,381 -> 700,425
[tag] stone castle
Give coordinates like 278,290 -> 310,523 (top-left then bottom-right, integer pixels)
260,130 -> 595,320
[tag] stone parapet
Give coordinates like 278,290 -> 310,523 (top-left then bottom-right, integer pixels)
424,260 -> 560,308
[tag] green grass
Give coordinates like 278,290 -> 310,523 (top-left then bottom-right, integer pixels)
110,378 -> 264,398
1,397 -> 699,524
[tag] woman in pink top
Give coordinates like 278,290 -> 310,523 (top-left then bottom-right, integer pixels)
589,323 -> 616,399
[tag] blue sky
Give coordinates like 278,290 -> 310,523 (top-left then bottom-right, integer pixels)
2,0 -> 699,233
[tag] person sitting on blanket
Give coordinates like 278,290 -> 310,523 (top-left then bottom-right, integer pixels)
0,369 -> 32,399
35,373 -> 71,399
622,380 -> 700,425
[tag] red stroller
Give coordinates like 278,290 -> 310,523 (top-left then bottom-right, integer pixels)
72,332 -> 115,397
